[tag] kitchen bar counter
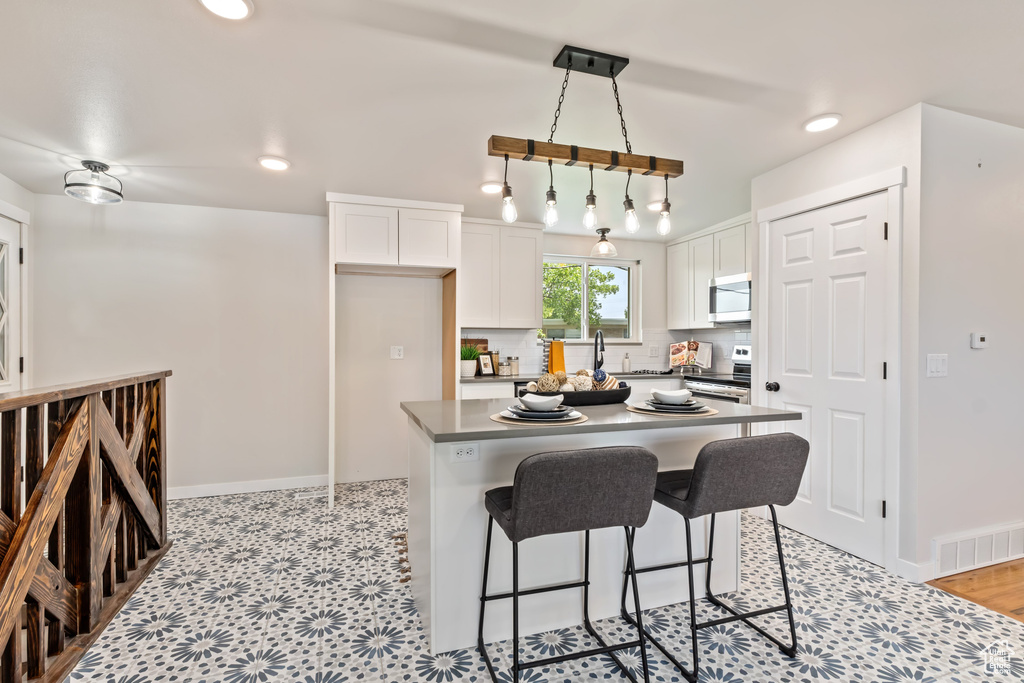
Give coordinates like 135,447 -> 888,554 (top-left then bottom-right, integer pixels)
400,398 -> 794,442
404,392 -> 802,654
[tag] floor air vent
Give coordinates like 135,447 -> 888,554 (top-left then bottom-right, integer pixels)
933,522 -> 1024,578
294,490 -> 329,500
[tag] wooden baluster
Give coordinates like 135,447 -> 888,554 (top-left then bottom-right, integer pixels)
45,401 -> 68,654
1,410 -> 23,683
151,380 -> 167,545
66,396 -> 102,633
25,406 -> 48,678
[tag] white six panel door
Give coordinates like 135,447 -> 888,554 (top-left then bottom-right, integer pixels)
766,192 -> 888,566
0,216 -> 21,393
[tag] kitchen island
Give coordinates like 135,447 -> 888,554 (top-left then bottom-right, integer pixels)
401,394 -> 801,654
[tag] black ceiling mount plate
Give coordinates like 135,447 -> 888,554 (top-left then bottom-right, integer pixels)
553,45 -> 629,79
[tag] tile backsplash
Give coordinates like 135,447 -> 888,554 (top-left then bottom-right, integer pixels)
462,326 -> 752,376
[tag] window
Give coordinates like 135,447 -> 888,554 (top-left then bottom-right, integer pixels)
541,256 -> 639,341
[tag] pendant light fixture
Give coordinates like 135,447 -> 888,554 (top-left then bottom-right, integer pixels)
583,164 -> 597,230
64,161 -> 124,205
656,175 -> 672,236
543,160 -> 558,227
487,46 -> 684,232
590,228 -> 618,257
501,154 -> 517,223
623,169 -> 639,233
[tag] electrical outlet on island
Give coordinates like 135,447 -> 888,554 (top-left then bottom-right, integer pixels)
451,443 -> 479,463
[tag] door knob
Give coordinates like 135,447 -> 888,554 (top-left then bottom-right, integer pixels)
765,382 -> 780,392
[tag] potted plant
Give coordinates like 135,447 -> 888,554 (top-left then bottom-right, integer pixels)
460,344 -> 481,378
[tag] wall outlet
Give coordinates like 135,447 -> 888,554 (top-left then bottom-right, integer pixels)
452,443 -> 479,463
390,346 -> 404,360
926,354 -> 948,378
649,345 -> 661,357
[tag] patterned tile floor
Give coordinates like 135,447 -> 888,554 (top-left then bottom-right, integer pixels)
67,480 -> 1024,682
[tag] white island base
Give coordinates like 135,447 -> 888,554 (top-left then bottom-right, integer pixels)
407,415 -> 748,654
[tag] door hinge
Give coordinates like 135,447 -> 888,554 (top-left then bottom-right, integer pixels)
19,247 -> 23,264
884,222 -> 888,240
19,357 -> 24,374
882,500 -> 887,518
883,362 -> 887,380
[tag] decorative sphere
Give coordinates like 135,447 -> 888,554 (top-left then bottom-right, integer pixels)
593,369 -> 608,383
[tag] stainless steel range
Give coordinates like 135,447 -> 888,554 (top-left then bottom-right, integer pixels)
682,345 -> 752,404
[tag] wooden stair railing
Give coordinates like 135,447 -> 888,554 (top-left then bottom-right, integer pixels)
0,371 -> 172,683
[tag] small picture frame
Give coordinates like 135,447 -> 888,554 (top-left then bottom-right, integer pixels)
478,355 -> 494,375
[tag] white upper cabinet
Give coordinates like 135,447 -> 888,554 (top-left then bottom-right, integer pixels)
459,221 -> 542,329
714,224 -> 747,278
330,197 -> 461,269
397,209 -> 460,268
667,218 -> 751,330
332,203 -> 399,265
666,243 -> 689,330
498,226 -> 543,328
688,235 -> 715,329
459,224 -> 501,328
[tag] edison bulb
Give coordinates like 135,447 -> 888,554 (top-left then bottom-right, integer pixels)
657,213 -> 671,236
583,206 -> 597,229
625,208 -> 640,233
544,203 -> 558,228
502,196 -> 518,223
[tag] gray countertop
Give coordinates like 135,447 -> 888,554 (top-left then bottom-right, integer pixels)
401,395 -> 800,443
460,371 -> 684,384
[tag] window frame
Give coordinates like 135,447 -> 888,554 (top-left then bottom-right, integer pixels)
540,254 -> 642,344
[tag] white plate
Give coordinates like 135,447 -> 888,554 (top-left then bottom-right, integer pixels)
500,409 -> 582,422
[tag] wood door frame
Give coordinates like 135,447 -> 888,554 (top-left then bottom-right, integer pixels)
754,166 -> 905,576
0,199 -> 30,391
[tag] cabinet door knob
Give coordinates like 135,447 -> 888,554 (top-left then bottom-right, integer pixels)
765,381 -> 780,392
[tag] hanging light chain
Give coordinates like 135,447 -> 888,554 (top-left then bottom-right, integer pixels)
610,73 -> 632,154
548,58 -> 572,144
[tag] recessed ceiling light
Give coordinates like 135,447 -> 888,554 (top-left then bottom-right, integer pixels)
258,156 -> 290,171
199,0 -> 254,20
804,114 -> 842,133
480,181 -> 503,194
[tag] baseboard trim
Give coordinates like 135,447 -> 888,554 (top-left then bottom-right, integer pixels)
169,474 -> 329,500
894,558 -> 934,583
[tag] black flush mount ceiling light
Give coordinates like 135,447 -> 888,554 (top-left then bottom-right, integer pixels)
64,161 -> 124,205
487,45 -> 683,237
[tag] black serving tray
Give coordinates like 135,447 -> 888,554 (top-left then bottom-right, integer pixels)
518,385 -> 631,406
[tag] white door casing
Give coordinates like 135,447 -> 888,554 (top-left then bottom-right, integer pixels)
764,192 -> 889,566
0,216 -> 21,393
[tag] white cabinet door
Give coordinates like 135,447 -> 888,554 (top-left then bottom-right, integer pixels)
332,203 -> 399,265
714,225 -> 747,278
399,209 -> 459,268
499,226 -> 543,328
666,242 -> 690,330
460,383 -> 515,400
689,235 -> 714,329
459,223 -> 500,328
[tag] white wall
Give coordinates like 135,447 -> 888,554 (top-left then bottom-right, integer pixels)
915,105 -> 1024,563
751,104 -> 924,565
31,194 -> 329,495
335,274 -> 441,483
0,172 -> 34,219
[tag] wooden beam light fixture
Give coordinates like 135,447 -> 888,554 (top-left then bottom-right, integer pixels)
487,45 -> 683,234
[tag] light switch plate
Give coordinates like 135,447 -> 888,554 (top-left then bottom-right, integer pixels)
926,354 -> 948,378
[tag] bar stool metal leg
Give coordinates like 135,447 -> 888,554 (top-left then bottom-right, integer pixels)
478,516 -> 498,682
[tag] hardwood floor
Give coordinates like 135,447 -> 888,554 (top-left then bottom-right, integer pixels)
929,558 -> 1024,623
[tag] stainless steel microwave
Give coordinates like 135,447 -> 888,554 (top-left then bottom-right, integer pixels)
708,272 -> 752,323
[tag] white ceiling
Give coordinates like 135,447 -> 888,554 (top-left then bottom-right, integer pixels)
3,0 -> 1024,240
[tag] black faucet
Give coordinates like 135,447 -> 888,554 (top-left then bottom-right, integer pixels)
593,330 -> 605,372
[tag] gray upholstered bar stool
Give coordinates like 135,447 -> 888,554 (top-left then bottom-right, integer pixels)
620,433 -> 810,683
478,446 -> 659,683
